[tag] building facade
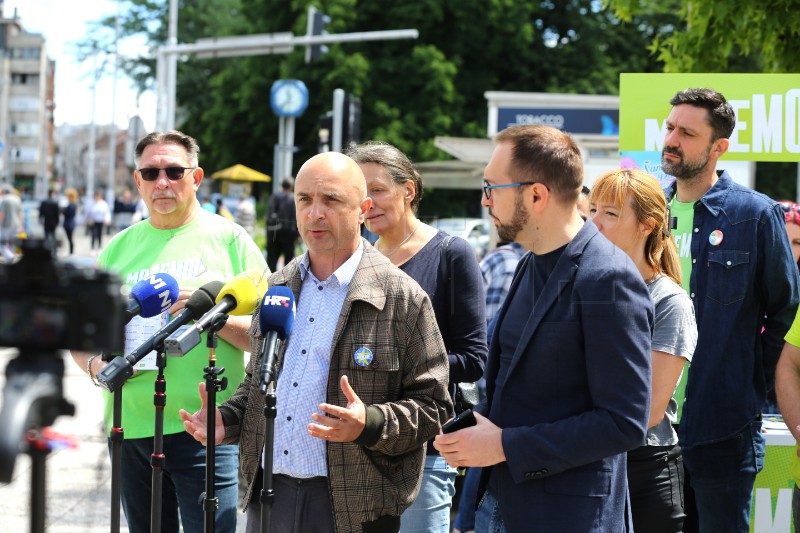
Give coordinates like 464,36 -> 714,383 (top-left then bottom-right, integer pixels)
0,5 -> 54,198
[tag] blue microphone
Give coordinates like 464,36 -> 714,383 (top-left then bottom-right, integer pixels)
258,286 -> 296,393
126,273 -> 180,324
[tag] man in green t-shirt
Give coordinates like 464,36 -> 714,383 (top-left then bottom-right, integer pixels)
71,131 -> 267,533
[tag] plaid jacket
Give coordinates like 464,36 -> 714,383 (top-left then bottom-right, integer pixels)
219,240 -> 452,532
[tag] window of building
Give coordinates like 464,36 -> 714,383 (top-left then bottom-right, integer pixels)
11,47 -> 41,59
10,123 -> 39,137
11,73 -> 40,85
8,97 -> 39,112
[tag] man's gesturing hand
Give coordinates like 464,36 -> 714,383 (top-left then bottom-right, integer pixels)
307,375 -> 367,442
179,382 -> 225,446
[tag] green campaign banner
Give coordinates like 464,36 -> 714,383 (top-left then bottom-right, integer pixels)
620,74 -> 800,162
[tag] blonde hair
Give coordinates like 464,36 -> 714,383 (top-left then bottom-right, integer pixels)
591,168 -> 682,286
65,188 -> 79,203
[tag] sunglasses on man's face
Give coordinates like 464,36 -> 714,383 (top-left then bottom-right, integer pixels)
779,201 -> 800,225
137,166 -> 196,182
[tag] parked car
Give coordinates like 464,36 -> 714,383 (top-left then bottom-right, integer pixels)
430,217 -> 491,260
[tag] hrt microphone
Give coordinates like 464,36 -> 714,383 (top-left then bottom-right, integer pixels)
258,286 -> 295,393
97,281 -> 223,392
164,270 -> 269,356
125,273 -> 179,324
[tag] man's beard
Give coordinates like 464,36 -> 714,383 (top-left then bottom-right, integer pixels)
495,192 -> 528,242
662,144 -> 711,181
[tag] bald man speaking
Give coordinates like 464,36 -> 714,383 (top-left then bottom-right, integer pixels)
181,152 -> 452,533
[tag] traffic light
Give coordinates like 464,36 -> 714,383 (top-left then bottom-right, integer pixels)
319,111 -> 333,153
305,6 -> 331,63
342,95 -> 361,147
319,93 -> 361,153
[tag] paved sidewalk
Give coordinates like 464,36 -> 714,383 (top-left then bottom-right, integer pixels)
0,226 -> 249,532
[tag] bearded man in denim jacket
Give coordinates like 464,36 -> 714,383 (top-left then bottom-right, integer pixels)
663,87 -> 800,533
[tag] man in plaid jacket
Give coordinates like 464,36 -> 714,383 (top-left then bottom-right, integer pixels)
181,151 -> 451,533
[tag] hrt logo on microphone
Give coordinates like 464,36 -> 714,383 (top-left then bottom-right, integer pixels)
263,295 -> 291,307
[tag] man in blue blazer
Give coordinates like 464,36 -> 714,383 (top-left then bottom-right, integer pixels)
435,125 -> 653,532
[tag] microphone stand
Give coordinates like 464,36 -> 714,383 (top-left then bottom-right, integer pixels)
150,335 -> 171,533
202,314 -> 229,533
259,334 -> 281,533
103,352 -> 123,533
260,381 -> 277,533
0,352 -> 75,533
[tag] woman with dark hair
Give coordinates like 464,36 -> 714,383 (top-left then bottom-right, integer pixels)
345,141 -> 487,533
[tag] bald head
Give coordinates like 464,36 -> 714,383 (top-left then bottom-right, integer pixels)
294,152 -> 372,279
297,152 -> 367,200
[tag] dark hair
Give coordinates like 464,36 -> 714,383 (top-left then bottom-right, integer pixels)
134,130 -> 200,166
670,88 -> 736,141
494,125 -> 583,204
344,141 -> 424,214
281,176 -> 294,190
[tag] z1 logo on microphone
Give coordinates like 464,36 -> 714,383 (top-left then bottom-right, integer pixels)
145,274 -> 175,313
263,295 -> 291,307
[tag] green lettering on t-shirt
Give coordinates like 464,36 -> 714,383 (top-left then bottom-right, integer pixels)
669,197 -> 696,423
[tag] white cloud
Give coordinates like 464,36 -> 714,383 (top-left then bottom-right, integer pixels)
5,0 -> 157,131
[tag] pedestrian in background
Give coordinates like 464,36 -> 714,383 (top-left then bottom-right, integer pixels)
62,188 -> 79,255
39,188 -> 61,242
87,190 -> 111,251
235,194 -> 256,237
265,176 -> 299,272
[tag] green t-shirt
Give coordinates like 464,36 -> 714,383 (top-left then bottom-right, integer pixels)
669,197 -> 696,422
784,310 -> 800,484
97,208 -> 267,438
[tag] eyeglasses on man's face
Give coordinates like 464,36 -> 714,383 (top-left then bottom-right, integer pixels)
482,180 -> 539,200
137,166 -> 196,182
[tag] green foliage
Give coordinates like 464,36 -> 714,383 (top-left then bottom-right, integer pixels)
80,0 -> 676,215
606,0 -> 800,73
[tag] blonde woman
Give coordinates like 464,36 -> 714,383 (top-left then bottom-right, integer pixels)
590,168 -> 697,533
63,188 -> 79,255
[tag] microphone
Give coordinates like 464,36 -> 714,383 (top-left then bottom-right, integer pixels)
164,270 -> 269,356
258,286 -> 295,393
96,281 -> 223,392
125,273 -> 179,324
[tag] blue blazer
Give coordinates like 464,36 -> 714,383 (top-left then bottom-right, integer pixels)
477,220 -> 653,532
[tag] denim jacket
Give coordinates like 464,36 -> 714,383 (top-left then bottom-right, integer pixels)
665,170 -> 800,447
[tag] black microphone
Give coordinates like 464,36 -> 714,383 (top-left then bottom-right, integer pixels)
163,271 -> 268,356
96,281 -> 223,392
258,286 -> 296,393
125,273 -> 179,324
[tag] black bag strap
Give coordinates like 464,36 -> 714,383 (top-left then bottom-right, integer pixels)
437,235 -> 455,348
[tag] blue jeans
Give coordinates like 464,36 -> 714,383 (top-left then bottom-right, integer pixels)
453,467 -> 481,531
399,455 -> 457,533
114,432 -> 239,533
681,420 -> 765,533
474,491 -> 506,533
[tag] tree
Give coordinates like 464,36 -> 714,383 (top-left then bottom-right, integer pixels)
80,0 -> 676,179
607,0 -> 800,72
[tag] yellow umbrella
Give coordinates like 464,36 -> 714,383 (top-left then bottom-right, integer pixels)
211,164 -> 271,182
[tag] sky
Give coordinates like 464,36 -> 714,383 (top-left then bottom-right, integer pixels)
5,0 -> 157,130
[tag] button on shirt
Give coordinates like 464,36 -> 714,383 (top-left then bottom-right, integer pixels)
272,244 -> 364,478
